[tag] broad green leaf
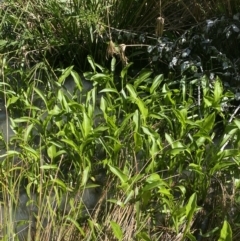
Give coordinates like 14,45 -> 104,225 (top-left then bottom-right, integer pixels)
81,112 -> 91,137
195,136 -> 208,147
61,138 -> 79,152
210,160 -> 236,174
91,73 -> 111,83
23,123 -> 33,143
55,150 -> 67,157
81,166 -> 90,187
150,140 -> 160,156
219,128 -> 238,147
136,231 -> 151,241
21,145 -> 39,159
175,185 -> 186,196
58,66 -> 73,84
48,105 -> 62,115
66,217 -> 85,236
142,126 -> 157,138
218,220 -> 232,241
146,173 -> 161,182
201,75 -> 210,96
7,96 -> 19,106
136,98 -> 148,121
188,164 -> 204,175
204,96 -> 213,107
108,164 -> 128,184
133,110 -> 140,131
99,88 -> 119,94
199,112 -> 215,133
84,182 -> 100,189
129,174 -> 144,184
143,174 -> 168,192
150,74 -> 164,94
47,145 -> 57,159
218,149 -> 239,158
180,76 -> 186,102
186,233 -> 197,241
100,95 -> 107,113
172,141 -> 185,149
141,189 -> 151,207
120,88 -> 127,99
170,147 -> 186,155
0,40 -> 8,47
115,114 -> 133,137
158,187 -> 171,196
107,199 -> 125,207
40,165 -> 57,170
57,89 -> 69,111
48,140 -> 64,149
34,87 -> 48,109
70,70 -> 83,91
165,133 -> 173,145
89,25 -> 93,42
0,150 -> 20,159
141,126 -> 161,155
69,122 -> 80,140
234,179 -> 240,188
173,108 -> 187,125
134,132 -> 143,152
183,193 -> 197,238
134,69 -> 152,88
98,136 -> 112,156
213,77 -> 223,104
120,62 -> 133,80
201,227 -> 220,238
95,63 -> 106,73
185,193 -> 197,220
233,119 -> 240,129
110,221 -> 123,241
124,189 -> 134,204
87,55 -> 96,73
172,108 -> 187,137
126,83 -> 137,99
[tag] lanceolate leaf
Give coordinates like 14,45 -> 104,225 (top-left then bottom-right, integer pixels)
136,98 -> 148,121
134,69 -> 152,88
213,77 -> 223,104
126,83 -> 137,99
199,112 -> 215,133
182,193 -> 198,239
87,55 -> 96,73
110,221 -> 123,241
58,66 -> 73,84
218,221 -> 232,241
150,74 -> 164,94
121,62 -> 133,80
108,164 -> 128,184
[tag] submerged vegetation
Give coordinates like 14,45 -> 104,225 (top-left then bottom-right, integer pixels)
0,0 -> 240,240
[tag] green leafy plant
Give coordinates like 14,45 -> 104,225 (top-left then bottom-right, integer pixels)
0,0 -> 240,240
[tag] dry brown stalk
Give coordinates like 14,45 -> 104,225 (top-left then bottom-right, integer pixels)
156,16 -> 165,37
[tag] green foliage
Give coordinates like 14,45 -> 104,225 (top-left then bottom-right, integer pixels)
218,221 -> 232,241
1,55 -> 240,240
0,0 -> 240,240
110,221 -> 123,241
